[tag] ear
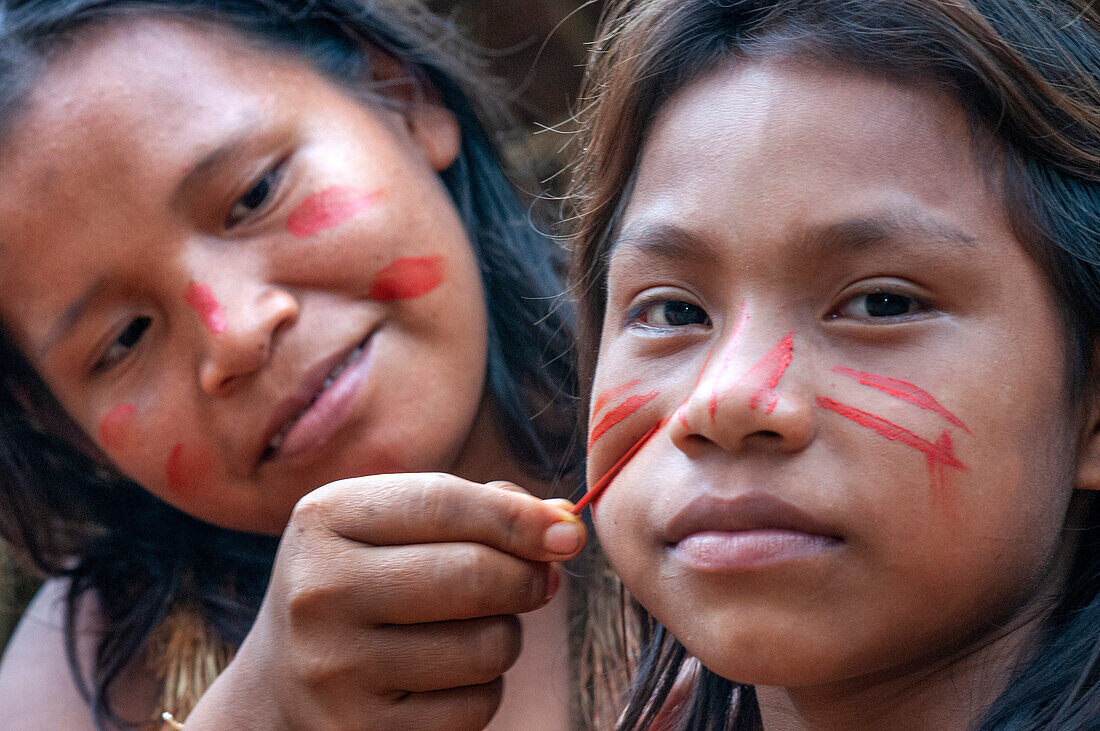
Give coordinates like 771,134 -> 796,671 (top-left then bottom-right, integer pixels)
368,50 -> 461,172
1076,372 -> 1100,491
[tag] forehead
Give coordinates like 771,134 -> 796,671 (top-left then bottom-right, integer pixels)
0,17 -> 322,193
625,60 -> 1001,238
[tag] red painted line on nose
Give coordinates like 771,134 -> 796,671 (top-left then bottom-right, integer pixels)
166,443 -> 215,499
587,390 -> 660,451
184,282 -> 227,334
368,256 -> 445,301
711,331 -> 795,415
286,186 -> 382,238
574,418 -> 666,516
816,397 -> 965,471
593,379 -> 642,415
833,366 -> 969,432
98,404 -> 137,451
709,305 -> 750,419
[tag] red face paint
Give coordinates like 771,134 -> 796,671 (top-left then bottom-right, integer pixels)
184,282 -> 227,335
588,390 -> 661,451
165,443 -> 215,499
286,186 -> 382,239
708,304 -> 751,418
594,379 -> 642,415
574,418 -> 667,516
711,331 -> 795,417
816,397 -> 966,472
833,366 -> 969,432
368,256 -> 445,302
97,404 -> 137,451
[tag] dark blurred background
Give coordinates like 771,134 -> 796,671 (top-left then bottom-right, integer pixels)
0,0 -> 604,655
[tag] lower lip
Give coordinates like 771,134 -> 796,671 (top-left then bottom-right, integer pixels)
275,338 -> 375,461
672,530 -> 839,572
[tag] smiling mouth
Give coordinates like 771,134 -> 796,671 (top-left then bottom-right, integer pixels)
262,336 -> 371,461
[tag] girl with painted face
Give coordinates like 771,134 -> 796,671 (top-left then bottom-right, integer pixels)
0,1 -> 597,728
570,0 -> 1100,728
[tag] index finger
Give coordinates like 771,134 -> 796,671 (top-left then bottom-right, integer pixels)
291,474 -> 586,563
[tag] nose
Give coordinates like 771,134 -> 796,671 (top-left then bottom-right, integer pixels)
197,283 -> 299,396
669,330 -> 815,455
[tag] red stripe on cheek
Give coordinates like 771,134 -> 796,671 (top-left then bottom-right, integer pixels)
832,367 -> 969,432
184,283 -> 227,334
588,390 -> 660,451
165,443 -> 215,499
98,404 -> 137,451
368,256 -> 446,301
816,397 -> 965,471
593,379 -> 642,415
286,186 -> 382,238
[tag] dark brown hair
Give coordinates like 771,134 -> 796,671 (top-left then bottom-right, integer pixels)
569,1 -> 1100,728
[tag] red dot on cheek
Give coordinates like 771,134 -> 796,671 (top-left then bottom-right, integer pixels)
97,404 -> 138,452
165,443 -> 215,499
368,256 -> 446,301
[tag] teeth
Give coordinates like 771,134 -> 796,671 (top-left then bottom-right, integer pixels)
265,343 -> 365,456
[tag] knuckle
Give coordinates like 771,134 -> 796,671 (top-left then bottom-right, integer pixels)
468,616 -> 522,682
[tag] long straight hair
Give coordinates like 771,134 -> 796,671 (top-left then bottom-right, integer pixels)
569,1 -> 1100,728
0,0 -> 579,726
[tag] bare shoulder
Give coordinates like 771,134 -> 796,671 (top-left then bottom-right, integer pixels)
0,578 -> 158,728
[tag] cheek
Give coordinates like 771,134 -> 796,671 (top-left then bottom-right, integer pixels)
368,256 -> 446,302
97,403 -> 138,452
165,442 -> 216,500
286,185 -> 383,239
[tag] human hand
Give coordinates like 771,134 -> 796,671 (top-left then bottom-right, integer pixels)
184,474 -> 585,731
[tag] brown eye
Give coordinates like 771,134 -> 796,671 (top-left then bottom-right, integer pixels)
95,317 -> 151,372
834,291 -> 929,321
639,300 -> 710,328
226,163 -> 283,228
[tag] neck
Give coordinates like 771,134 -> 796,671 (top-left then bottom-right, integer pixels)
754,587 -> 1059,730
450,395 -> 555,498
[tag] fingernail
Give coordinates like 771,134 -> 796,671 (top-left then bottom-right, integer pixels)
544,498 -> 576,513
544,564 -> 561,603
543,519 -> 584,556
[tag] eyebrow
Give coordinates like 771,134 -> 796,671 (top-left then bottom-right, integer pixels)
611,209 -> 977,265
173,110 -> 265,204
37,274 -> 108,358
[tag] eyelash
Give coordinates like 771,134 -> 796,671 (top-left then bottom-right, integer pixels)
93,316 -> 152,373
625,289 -> 931,333
225,160 -> 286,229
830,290 -> 932,321
627,298 -> 711,331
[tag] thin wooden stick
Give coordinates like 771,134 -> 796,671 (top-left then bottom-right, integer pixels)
572,419 -> 665,516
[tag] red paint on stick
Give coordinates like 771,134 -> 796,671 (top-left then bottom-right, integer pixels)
816,397 -> 966,471
286,186 -> 382,238
574,419 -> 666,515
98,404 -> 137,451
368,256 -> 445,301
833,366 -> 969,432
165,443 -> 214,499
184,282 -> 227,335
594,379 -> 642,415
588,390 -> 660,451
709,304 -> 750,419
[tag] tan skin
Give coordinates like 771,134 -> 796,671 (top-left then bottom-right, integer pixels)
0,18 -> 584,730
587,60 -> 1100,729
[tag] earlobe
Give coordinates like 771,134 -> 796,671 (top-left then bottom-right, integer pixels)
405,103 -> 461,172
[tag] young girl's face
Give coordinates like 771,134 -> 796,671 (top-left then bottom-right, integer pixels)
0,18 -> 491,533
589,61 -> 1094,688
